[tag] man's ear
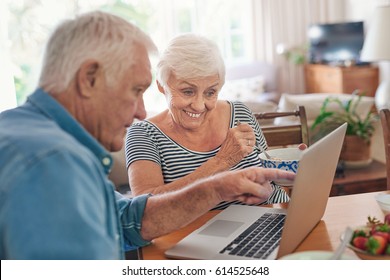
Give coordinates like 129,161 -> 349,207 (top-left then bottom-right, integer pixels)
156,80 -> 166,94
77,60 -> 101,98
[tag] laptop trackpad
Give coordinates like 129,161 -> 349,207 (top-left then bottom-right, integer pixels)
198,220 -> 244,238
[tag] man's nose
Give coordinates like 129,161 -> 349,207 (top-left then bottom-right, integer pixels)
135,97 -> 147,120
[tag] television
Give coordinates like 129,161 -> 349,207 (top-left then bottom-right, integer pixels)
308,21 -> 366,65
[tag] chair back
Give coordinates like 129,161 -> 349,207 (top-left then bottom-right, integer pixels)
254,105 -> 310,148
380,109 -> 390,190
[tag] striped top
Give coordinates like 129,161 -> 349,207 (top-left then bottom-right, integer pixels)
125,101 -> 289,210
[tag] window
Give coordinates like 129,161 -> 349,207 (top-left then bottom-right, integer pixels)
4,0 -> 254,113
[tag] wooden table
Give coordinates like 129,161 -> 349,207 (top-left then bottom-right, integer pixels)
331,160 -> 387,196
140,191 -> 389,260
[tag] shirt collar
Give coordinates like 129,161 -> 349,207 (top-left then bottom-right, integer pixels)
27,88 -> 113,174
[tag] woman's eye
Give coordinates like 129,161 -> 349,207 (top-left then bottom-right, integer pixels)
205,89 -> 217,97
182,89 -> 194,96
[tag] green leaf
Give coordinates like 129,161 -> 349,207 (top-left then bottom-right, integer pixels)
311,111 -> 334,129
310,92 -> 377,143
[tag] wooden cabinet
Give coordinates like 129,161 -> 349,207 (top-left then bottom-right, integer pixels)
304,64 -> 379,97
331,160 -> 387,196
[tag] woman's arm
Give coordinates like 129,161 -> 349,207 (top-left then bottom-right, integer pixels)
128,122 -> 256,196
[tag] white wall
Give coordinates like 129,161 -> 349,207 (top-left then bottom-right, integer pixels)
345,0 -> 377,21
343,0 -> 389,83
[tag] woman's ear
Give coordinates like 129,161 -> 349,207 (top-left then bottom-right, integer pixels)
156,80 -> 166,94
77,60 -> 101,98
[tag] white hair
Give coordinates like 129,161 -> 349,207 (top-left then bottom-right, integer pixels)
157,33 -> 225,87
39,11 -> 157,93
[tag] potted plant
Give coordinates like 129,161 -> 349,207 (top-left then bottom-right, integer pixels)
311,91 -> 379,166
277,43 -> 308,65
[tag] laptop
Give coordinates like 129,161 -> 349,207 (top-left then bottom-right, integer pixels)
165,123 -> 347,260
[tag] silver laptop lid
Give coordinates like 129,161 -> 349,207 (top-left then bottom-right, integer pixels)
276,122 -> 347,258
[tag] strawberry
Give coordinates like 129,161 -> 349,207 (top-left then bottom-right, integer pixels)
385,214 -> 390,225
352,236 -> 368,251
370,223 -> 390,234
366,235 -> 387,255
373,231 -> 390,242
370,223 -> 390,242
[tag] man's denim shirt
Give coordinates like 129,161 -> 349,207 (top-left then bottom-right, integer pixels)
0,88 -> 150,259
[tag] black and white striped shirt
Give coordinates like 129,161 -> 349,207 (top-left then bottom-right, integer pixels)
125,101 -> 289,210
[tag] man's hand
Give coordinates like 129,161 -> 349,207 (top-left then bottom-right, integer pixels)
212,167 -> 296,205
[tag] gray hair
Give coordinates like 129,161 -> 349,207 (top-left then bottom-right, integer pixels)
157,34 -> 225,87
39,11 -> 157,93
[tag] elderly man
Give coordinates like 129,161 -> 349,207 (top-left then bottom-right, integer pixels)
0,11 -> 294,259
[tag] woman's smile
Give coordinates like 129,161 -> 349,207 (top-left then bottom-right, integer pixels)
184,110 -> 202,119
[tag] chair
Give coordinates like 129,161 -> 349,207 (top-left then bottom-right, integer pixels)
125,248 -> 143,260
254,105 -> 310,148
254,106 -> 309,195
379,109 -> 390,190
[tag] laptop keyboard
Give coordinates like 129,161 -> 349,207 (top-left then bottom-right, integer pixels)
219,213 -> 286,259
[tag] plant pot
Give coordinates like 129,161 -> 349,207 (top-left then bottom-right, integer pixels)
340,135 -> 372,168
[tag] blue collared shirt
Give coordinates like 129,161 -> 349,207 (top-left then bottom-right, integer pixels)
0,88 -> 150,259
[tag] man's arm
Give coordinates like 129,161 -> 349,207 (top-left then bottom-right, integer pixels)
140,167 -> 295,241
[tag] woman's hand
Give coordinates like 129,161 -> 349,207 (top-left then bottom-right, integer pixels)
298,143 -> 307,150
215,121 -> 255,167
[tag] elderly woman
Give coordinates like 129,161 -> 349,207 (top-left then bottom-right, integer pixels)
125,34 -> 289,210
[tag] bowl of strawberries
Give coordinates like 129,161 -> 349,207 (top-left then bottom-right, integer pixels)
347,214 -> 390,260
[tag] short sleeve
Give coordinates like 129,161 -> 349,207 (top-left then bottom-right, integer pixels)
125,122 -> 161,168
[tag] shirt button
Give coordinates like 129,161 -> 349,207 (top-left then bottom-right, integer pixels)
102,157 -> 111,166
